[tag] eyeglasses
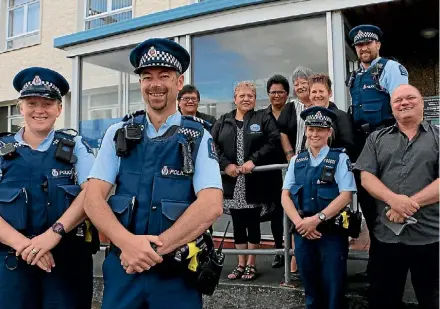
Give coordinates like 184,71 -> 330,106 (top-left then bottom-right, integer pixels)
268,91 -> 287,96
180,97 -> 199,103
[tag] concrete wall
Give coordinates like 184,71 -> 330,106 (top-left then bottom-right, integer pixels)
0,0 -> 76,103
134,0 -> 190,17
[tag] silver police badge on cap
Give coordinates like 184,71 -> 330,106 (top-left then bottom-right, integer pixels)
32,75 -> 42,86
148,46 -> 157,57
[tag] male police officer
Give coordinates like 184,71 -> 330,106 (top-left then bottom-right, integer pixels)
84,38 -> 223,309
347,25 -> 408,270
348,24 -> 409,151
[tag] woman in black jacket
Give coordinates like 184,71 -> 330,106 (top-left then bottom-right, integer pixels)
308,74 -> 357,160
211,81 -> 282,281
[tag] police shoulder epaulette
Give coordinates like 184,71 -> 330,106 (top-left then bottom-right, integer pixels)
55,128 -> 78,139
330,147 -> 346,153
122,110 -> 146,122
182,115 -> 212,131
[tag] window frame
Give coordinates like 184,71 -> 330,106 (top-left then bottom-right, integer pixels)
7,105 -> 23,132
5,0 -> 40,48
84,0 -> 133,30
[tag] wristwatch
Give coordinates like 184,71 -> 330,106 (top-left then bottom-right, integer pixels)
52,222 -> 66,237
317,212 -> 327,222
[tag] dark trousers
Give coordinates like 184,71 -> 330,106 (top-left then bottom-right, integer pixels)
369,240 -> 439,309
0,241 -> 93,309
294,232 -> 348,309
230,208 -> 261,245
270,204 -> 284,249
102,252 -> 202,309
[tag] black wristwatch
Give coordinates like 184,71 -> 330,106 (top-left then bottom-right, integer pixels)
52,222 -> 66,237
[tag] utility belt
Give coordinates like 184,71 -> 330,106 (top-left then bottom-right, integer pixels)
291,206 -> 362,238
354,117 -> 395,137
108,231 -> 225,295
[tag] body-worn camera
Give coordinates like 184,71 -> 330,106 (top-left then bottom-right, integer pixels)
55,138 -> 77,164
0,143 -> 19,160
320,165 -> 335,183
115,124 -> 143,157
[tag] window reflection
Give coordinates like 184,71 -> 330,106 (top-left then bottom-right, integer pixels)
192,16 -> 328,119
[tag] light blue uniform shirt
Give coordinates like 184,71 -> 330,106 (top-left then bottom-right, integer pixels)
89,111 -> 222,194
14,128 -> 95,185
282,146 -> 357,193
362,57 -> 409,95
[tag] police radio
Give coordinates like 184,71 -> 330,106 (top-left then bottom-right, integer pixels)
196,221 -> 229,295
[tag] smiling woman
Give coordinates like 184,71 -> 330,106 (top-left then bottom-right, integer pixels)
211,81 -> 283,281
0,67 -> 96,309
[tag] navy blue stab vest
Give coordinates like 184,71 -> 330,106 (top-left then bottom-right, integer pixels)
0,131 -> 80,236
349,58 -> 392,127
109,113 -> 205,236
289,149 -> 342,215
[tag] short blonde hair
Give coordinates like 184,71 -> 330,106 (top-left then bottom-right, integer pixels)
234,81 -> 256,99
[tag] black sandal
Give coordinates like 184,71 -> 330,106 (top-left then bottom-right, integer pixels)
228,265 -> 245,280
242,265 -> 258,281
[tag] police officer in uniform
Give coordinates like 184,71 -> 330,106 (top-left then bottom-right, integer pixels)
0,67 -> 96,309
281,106 -> 357,309
84,38 -> 223,309
347,25 -> 409,271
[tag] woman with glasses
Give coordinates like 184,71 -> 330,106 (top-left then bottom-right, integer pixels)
211,81 -> 281,281
177,84 -> 217,127
0,67 -> 96,309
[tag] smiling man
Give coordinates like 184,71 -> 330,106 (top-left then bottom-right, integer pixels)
355,84 -> 439,309
84,38 -> 223,309
346,25 -> 409,280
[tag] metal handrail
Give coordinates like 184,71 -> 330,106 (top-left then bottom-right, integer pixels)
98,163 -> 366,285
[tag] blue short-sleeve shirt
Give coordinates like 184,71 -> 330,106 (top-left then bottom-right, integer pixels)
89,111 -> 222,194
14,128 -> 95,185
282,146 -> 357,192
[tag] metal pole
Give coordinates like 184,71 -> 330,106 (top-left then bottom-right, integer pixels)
283,210 -> 291,284
281,166 -> 291,284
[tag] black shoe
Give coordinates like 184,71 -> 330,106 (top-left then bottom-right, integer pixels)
289,270 -> 301,282
350,270 -> 369,283
272,254 -> 284,268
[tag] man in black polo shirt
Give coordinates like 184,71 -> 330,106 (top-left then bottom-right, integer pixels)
355,84 -> 439,309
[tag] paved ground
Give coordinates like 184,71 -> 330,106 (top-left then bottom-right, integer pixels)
91,224 -> 419,308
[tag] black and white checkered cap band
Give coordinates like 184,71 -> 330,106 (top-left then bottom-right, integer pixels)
139,50 -> 182,73
354,30 -> 379,44
21,80 -> 61,96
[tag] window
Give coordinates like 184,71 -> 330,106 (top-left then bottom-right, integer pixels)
0,104 -> 23,132
85,0 -> 132,30
6,0 -> 40,50
192,17 -> 328,119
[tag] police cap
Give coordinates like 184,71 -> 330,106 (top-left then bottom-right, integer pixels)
300,106 -> 337,128
13,67 -> 69,101
349,24 -> 383,46
129,38 -> 190,75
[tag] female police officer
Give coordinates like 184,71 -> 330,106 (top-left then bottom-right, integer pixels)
0,67 -> 95,309
281,106 -> 356,309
